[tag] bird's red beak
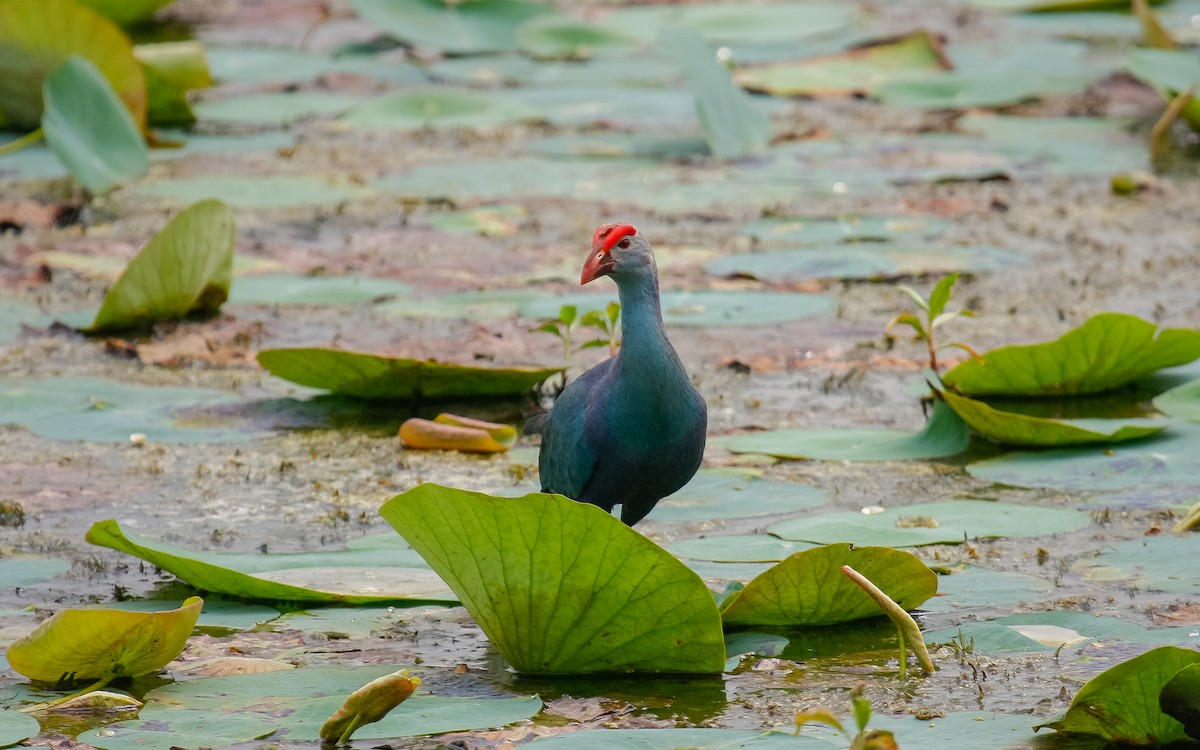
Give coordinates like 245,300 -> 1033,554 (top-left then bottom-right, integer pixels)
581,223 -> 635,285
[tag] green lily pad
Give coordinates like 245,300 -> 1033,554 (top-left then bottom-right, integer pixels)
340,89 -> 539,130
530,729 -> 834,749
428,52 -> 680,89
423,204 -> 526,235
380,484 -> 726,674
921,565 -> 1055,612
957,113 -> 1147,176
267,607 -> 404,639
943,314 -> 1200,397
511,86 -> 700,128
76,0 -> 175,26
735,31 -> 948,97
1038,646 -> 1200,745
42,56 -> 148,194
597,3 -> 855,46
77,714 -> 277,750
7,597 -> 202,683
205,47 -> 425,84
519,290 -> 835,327
874,71 -> 1046,109
132,177 -> 374,208
1161,664 -> 1200,740
668,535 -> 820,563
256,347 -> 558,399
0,376 -> 252,443
228,274 -> 411,305
652,469 -> 829,522
0,0 -> 146,130
660,26 -> 771,159
941,388 -> 1168,447
923,612 -> 1197,654
89,199 -> 233,332
525,133 -> 711,159
864,712 -> 1037,749
1073,536 -> 1199,594
742,215 -> 952,245
85,519 -> 452,605
0,710 -> 41,748
1154,379 -> 1200,421
720,544 -> 937,627
967,423 -> 1200,492
768,499 -> 1092,547
716,400 -> 969,461
708,244 -> 1023,282
0,558 -> 71,587
352,0 -> 559,54
515,17 -> 639,59
1128,47 -> 1200,129
94,600 -> 278,632
380,288 -> 543,319
194,92 -> 367,126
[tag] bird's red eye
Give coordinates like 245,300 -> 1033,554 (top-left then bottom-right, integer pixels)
618,238 -> 631,249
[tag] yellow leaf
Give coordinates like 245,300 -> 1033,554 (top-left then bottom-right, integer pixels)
400,418 -> 510,453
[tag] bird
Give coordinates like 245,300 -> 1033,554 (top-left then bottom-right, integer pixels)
527,223 -> 707,525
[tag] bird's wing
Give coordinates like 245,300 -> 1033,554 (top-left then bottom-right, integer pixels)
522,410 -> 548,436
538,360 -> 612,500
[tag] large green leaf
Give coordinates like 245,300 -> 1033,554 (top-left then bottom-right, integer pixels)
77,0 -> 176,26
89,200 -> 234,332
1038,646 -> 1200,745
720,544 -> 936,627
940,388 -> 1167,447
767,499 -> 1092,547
1161,664 -> 1200,740
256,347 -> 559,399
716,400 -> 969,461
0,0 -> 146,130
943,313 -> 1200,397
41,56 -> 148,194
351,0 -> 559,54
659,26 -> 771,159
380,484 -> 726,674
6,597 -> 202,683
85,519 -> 452,605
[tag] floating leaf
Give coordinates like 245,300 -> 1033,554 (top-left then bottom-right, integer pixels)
7,597 -> 202,684
77,0 -> 176,26
530,729 -> 833,749
1073,536 -> 1199,594
380,484 -> 726,674
874,71 -> 1046,109
945,313 -> 1200,397
735,31 -> 948,97
0,558 -> 71,587
194,92 -> 367,126
1037,646 -> 1200,745
257,347 -> 559,399
0,709 -> 39,747
720,544 -> 936,627
41,55 -> 148,193
1128,47 -> 1200,129
921,565 -> 1054,612
85,519 -> 451,605
660,26 -> 771,159
1154,379 -> 1200,421
94,600 -> 278,632
340,89 -> 539,130
716,400 -> 968,461
923,612 -> 1197,654
228,274 -> 411,305
205,47 -> 426,85
597,3 -> 855,46
742,215 -> 952,245
76,714 -> 278,750
133,176 -> 374,208
767,500 -> 1092,547
653,469 -> 829,522
352,0 -> 559,54
516,17 -> 638,59
939,388 -> 1167,447
89,200 -> 233,332
708,244 -> 1022,282
0,0 -> 146,130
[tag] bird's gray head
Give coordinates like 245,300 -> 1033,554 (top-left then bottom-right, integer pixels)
580,223 -> 656,286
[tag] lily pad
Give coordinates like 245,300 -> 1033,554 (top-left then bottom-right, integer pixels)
668,535 -> 820,563
132,177 -> 374,208
340,89 -> 539,130
943,313 -> 1200,397
530,729 -> 834,749
0,376 -> 252,443
42,56 -> 148,194
89,199 -> 234,332
921,565 -> 1055,612
7,597 -> 202,683
708,244 -> 1023,282
716,400 -> 969,461
660,26 -> 771,159
1073,536 -> 1199,594
77,714 -> 278,750
0,0 -> 146,130
380,484 -> 726,674
866,712 -> 1038,750
923,612 -> 1197,654
228,274 -> 411,305
380,289 -> 543,319
205,47 -> 426,84
652,469 -> 829,522
0,558 -> 71,588
0,710 -> 40,748
515,17 -> 639,59
768,499 -> 1092,547
194,92 -> 367,126
256,347 -> 559,399
1038,646 -> 1200,745
519,290 -> 836,327
967,423 -> 1200,492
352,0 -> 559,54
742,215 -> 952,245
597,3 -> 855,46
874,71 -> 1046,109
1128,47 -> 1200,129
85,519 -> 452,605
1154,379 -> 1200,421
940,388 -> 1168,447
267,607 -> 404,639
94,599 -> 278,632
720,544 -> 937,627
735,31 -> 949,97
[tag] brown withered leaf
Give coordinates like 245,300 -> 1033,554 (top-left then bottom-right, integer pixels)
133,320 -> 263,368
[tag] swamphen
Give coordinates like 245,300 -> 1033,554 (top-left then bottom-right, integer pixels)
529,224 -> 707,525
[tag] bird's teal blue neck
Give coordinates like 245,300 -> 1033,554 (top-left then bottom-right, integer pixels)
613,271 -> 680,375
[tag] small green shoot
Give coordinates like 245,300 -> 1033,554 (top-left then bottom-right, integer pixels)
794,685 -> 899,750
536,302 -> 622,365
884,273 -> 979,374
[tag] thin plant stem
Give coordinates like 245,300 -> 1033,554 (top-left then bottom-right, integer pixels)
842,565 -> 936,676
0,128 -> 44,158
19,676 -> 111,713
